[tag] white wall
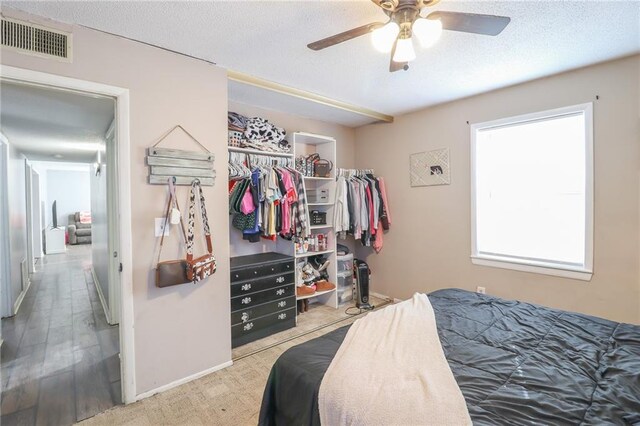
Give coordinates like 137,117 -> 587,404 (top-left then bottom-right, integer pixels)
46,167 -> 91,227
31,170 -> 43,258
90,148 -> 110,318
6,142 -> 28,313
354,55 -> 640,324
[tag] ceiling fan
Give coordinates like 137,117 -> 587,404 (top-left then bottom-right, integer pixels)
307,0 -> 511,72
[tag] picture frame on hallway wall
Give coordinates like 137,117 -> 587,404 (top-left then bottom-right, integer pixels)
410,148 -> 450,187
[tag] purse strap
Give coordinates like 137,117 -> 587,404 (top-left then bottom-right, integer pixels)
156,178 -> 188,266
186,179 -> 213,262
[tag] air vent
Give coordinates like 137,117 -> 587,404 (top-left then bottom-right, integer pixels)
1,17 -> 72,61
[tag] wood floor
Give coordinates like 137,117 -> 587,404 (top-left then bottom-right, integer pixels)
1,245 -> 121,425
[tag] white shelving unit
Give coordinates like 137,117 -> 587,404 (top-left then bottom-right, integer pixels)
291,132 -> 338,310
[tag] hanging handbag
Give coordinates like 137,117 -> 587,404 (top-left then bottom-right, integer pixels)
186,179 -> 217,282
306,153 -> 320,177
314,159 -> 333,177
155,179 -> 190,288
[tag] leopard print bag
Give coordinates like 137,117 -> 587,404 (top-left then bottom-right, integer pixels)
186,180 -> 217,282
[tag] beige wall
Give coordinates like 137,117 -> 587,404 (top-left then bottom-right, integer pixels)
228,101 -> 356,257
355,55 -> 640,324
1,8 -> 232,394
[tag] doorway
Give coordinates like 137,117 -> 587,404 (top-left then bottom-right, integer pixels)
0,67 -> 134,423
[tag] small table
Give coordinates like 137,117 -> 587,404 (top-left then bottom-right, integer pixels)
45,226 -> 66,254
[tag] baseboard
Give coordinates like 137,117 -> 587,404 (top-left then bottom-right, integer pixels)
13,278 -> 31,315
135,360 -> 233,402
370,291 -> 392,301
91,267 -> 114,325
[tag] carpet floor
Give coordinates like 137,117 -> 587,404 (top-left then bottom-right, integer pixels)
79,296 -> 390,425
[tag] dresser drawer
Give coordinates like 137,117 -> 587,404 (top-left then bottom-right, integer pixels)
230,284 -> 295,311
231,296 -> 296,326
231,307 -> 296,340
230,271 -> 294,298
231,261 -> 294,283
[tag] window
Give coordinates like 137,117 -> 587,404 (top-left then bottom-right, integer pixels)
470,103 -> 593,280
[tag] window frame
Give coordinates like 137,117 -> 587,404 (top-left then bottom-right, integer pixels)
470,103 -> 594,281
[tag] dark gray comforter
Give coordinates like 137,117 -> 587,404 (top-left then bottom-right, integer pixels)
259,288 -> 640,425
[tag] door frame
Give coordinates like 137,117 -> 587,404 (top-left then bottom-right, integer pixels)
30,168 -> 43,261
0,65 -> 136,403
0,134 -> 11,318
25,160 -> 34,274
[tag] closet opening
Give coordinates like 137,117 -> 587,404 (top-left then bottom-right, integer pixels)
227,104 -> 393,360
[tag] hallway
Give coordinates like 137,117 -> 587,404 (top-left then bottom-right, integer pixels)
1,245 -> 121,425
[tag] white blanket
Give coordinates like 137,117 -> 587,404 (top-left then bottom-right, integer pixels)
318,293 -> 472,426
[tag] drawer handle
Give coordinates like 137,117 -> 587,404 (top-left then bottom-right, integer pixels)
276,289 -> 285,296
275,276 -> 285,284
243,322 -> 254,331
271,267 -> 275,271
278,313 -> 287,320
241,283 -> 252,291
254,271 -> 258,275
241,297 -> 251,305
286,264 -> 290,269
241,312 -> 249,322
235,274 -> 239,279
277,301 -> 287,308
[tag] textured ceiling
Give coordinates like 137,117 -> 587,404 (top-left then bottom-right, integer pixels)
0,82 -> 114,162
4,1 -> 639,127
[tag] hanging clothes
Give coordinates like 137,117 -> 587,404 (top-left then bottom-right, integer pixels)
333,169 -> 392,252
228,153 -> 310,243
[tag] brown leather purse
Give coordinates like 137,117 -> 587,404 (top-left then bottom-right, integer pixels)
155,180 -> 190,288
186,180 -> 217,282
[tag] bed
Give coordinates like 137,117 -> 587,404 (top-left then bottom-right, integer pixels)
258,288 -> 640,425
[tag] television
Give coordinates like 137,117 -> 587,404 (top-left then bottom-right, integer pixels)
52,200 -> 58,229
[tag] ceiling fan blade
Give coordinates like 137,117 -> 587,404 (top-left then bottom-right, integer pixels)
389,38 -> 408,73
427,11 -> 510,36
308,22 -> 384,51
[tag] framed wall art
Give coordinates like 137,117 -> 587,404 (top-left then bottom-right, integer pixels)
410,148 -> 450,187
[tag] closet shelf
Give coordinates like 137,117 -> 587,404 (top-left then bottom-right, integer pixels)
295,249 -> 335,258
228,146 -> 294,158
296,287 -> 336,301
308,202 -> 333,206
293,132 -> 336,145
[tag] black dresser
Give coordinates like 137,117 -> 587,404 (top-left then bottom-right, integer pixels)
230,252 -> 296,348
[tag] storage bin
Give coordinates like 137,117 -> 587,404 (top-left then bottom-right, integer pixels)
337,253 -> 354,273
338,287 -> 353,304
337,270 -> 354,304
228,130 -> 244,147
310,210 -> 327,225
308,189 -> 330,204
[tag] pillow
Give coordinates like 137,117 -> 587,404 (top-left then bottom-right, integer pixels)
79,211 -> 92,224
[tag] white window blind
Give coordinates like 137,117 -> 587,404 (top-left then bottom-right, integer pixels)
470,103 -> 593,280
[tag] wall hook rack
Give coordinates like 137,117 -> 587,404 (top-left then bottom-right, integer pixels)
146,124 -> 216,186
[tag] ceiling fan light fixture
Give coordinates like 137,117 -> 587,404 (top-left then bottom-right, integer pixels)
371,21 -> 400,53
412,17 -> 442,48
392,37 -> 416,63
